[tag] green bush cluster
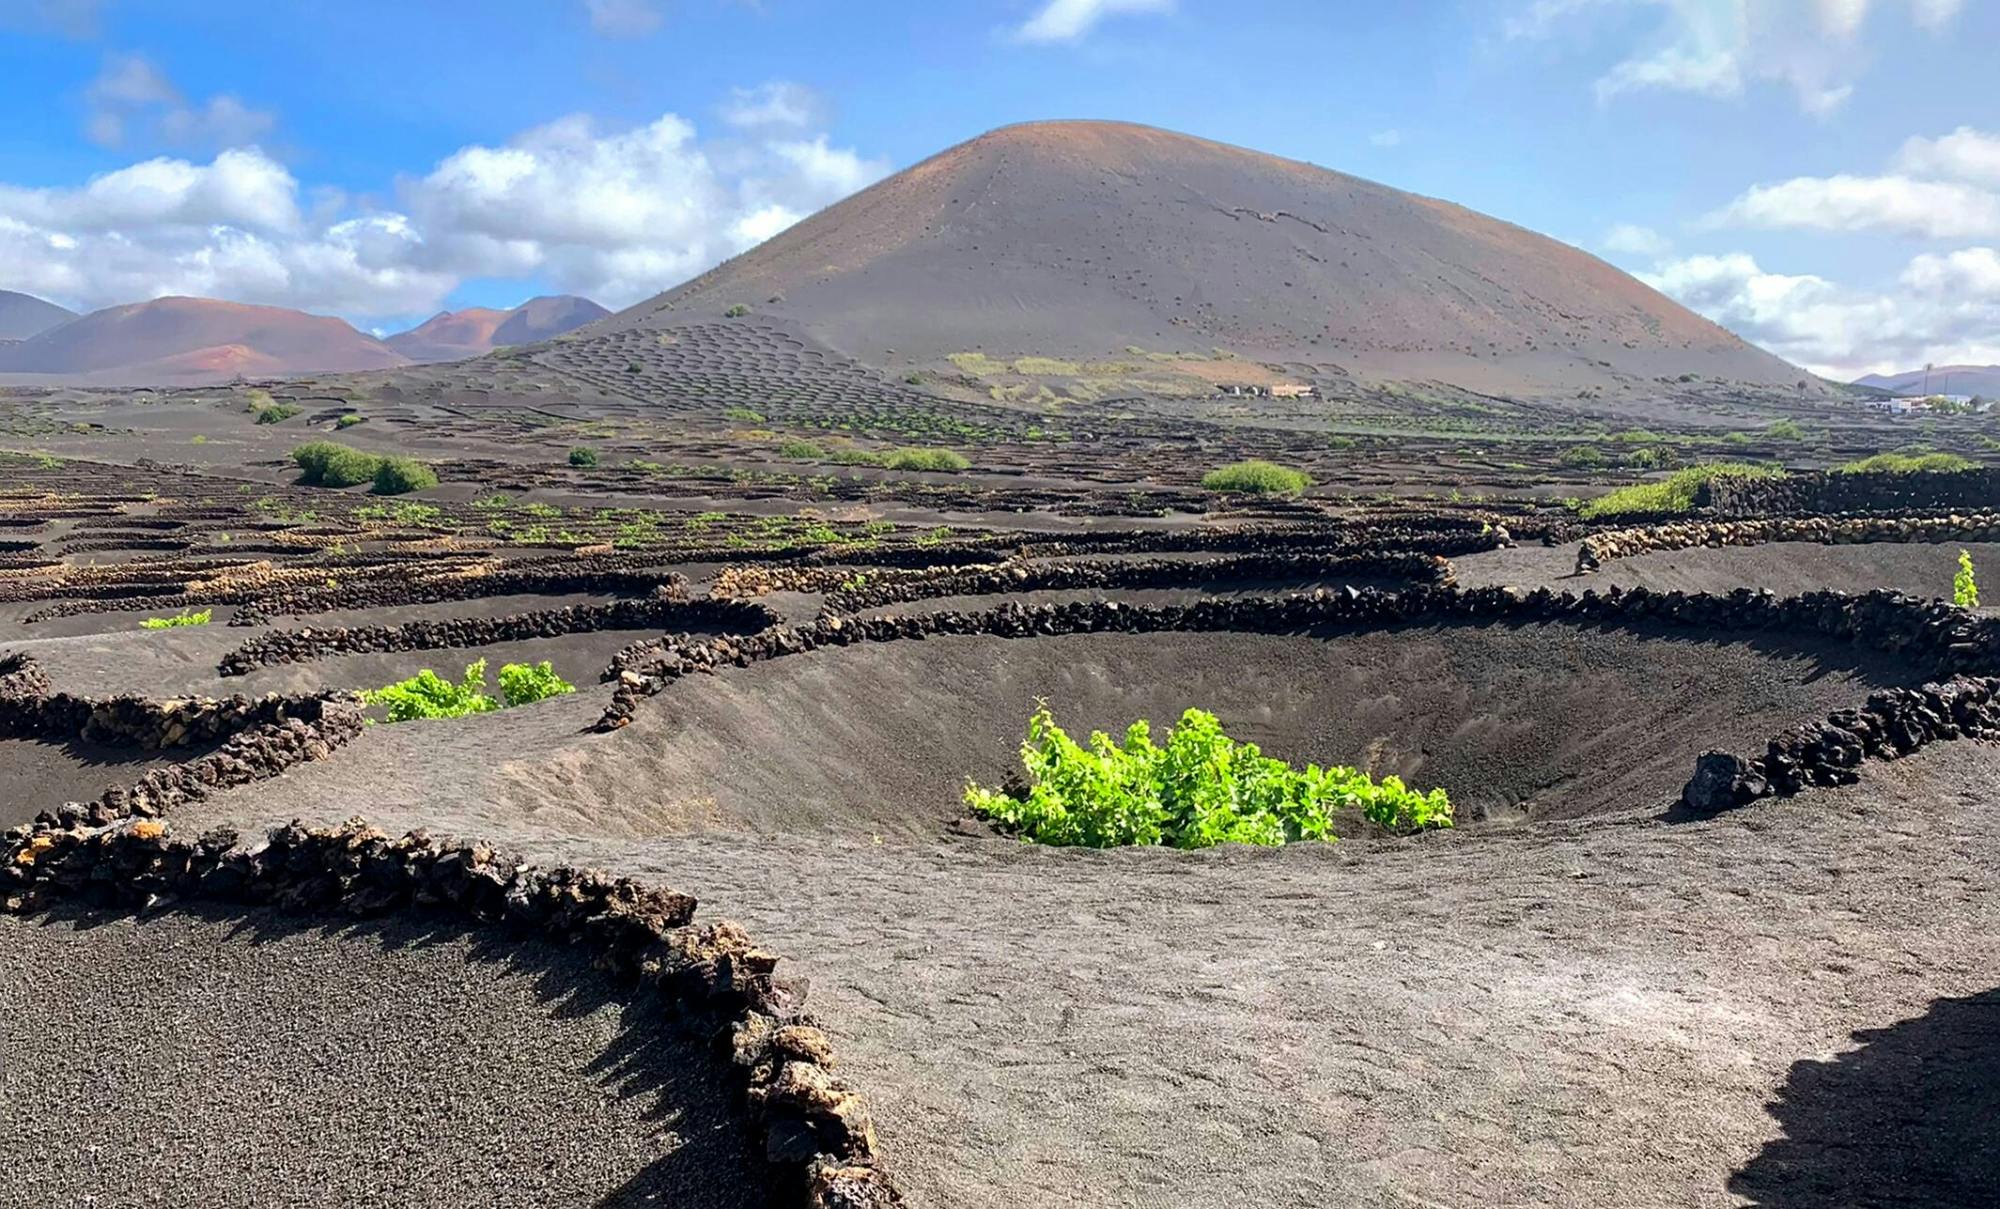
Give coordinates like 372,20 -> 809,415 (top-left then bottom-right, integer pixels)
1578,462 -> 1781,519
778,439 -> 826,460
885,447 -> 971,472
965,705 -> 1452,849
1200,460 -> 1313,496
1838,451 -> 1976,475
139,608 -> 212,630
1957,550 -> 1981,609
291,442 -> 437,494
360,658 -> 575,723
334,412 -> 367,429
252,402 -> 303,425
568,446 -> 600,468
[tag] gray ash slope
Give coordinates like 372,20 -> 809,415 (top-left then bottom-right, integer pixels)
619,120 -> 1808,399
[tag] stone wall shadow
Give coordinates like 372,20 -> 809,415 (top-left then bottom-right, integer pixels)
32,901 -> 779,1209
1730,987 -> 2000,1207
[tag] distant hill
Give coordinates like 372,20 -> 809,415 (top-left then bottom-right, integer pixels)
385,295 -> 609,364
1855,365 -> 2000,397
0,290 -> 77,341
384,307 -> 511,363
625,120 -> 1810,399
0,297 -> 408,383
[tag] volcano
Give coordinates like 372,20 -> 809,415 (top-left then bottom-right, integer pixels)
624,120 -> 1805,398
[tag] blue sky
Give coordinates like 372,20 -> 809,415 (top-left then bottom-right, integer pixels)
1,0 -> 1996,377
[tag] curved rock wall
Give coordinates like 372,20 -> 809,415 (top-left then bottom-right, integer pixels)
219,595 -> 778,676
1705,469 -> 2000,517
1582,513 -> 2000,565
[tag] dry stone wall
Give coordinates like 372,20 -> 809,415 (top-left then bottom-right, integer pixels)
1704,469 -> 2000,516
1581,512 -> 2000,566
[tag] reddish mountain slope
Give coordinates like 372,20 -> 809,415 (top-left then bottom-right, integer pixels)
0,297 -> 408,383
384,296 -> 610,364
629,120 -> 1806,397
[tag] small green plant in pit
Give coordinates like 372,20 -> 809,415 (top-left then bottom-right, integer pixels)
1838,451 -> 1976,475
966,705 -> 1452,849
1764,418 -> 1805,441
1957,550 -> 1981,608
885,447 -> 970,472
498,660 -> 576,707
251,402 -> 303,424
360,660 -> 501,722
779,438 -> 825,460
335,412 -> 366,429
1201,459 -> 1313,496
568,446 -> 599,468
139,608 -> 212,630
1578,462 -> 1781,519
724,407 -> 767,424
723,303 -> 750,318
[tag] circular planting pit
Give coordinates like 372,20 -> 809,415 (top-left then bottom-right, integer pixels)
0,907 -> 773,1209
600,619 -> 1922,836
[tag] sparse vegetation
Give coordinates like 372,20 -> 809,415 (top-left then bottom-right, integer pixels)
966,705 -> 1452,849
1763,419 -> 1805,441
778,438 -> 825,460
361,658 -> 575,722
1837,451 -> 1976,475
1577,462 -> 1781,519
568,446 -> 599,468
139,609 -> 212,630
252,402 -> 304,425
885,447 -> 970,472
1957,551 -> 1981,609
1201,460 -> 1312,496
335,412 -> 366,429
292,441 -> 383,488
723,304 -> 751,318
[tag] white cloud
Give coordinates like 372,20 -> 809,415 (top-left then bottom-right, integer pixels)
2,0 -> 102,37
1601,222 -> 1673,256
1016,0 -> 1173,43
1513,0 -> 1967,115
1707,174 -> 2000,238
1368,129 -> 1403,148
85,53 -> 276,151
0,102 -> 889,322
1641,247 -> 2000,376
582,0 -> 662,37
1896,126 -> 2000,185
721,82 -> 828,131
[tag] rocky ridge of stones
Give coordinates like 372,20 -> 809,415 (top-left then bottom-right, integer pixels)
219,593 -> 778,676
1706,468 -> 2000,516
0,817 -> 903,1208
1581,512 -> 2000,566
0,652 -> 363,831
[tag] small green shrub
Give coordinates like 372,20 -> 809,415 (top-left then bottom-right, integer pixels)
1200,460 -> 1312,496
568,446 -> 599,468
1957,550 -> 1980,608
252,402 -> 303,424
965,705 -> 1452,849
1837,451 -> 1976,475
139,609 -> 212,630
1578,462 -> 1781,519
360,659 -> 500,722
827,448 -> 889,468
498,660 -> 576,707
371,456 -> 437,495
1764,418 -> 1805,441
723,407 -> 767,424
292,441 -> 383,488
885,447 -> 971,473
1559,445 -> 1605,470
335,412 -> 366,429
723,304 -> 750,318
778,439 -> 825,460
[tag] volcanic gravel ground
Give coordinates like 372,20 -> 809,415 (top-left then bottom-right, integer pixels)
176,742 -> 2000,1208
0,906 -> 772,1209
1456,539 -> 2000,600
0,736 -> 202,828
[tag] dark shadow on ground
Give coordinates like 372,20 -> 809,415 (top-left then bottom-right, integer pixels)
23,900 -> 779,1209
1731,987 -> 2000,1207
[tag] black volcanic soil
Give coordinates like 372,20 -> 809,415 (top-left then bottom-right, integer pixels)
0,906 -> 769,1209
0,737 -> 196,828
1456,539 -> 2000,600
